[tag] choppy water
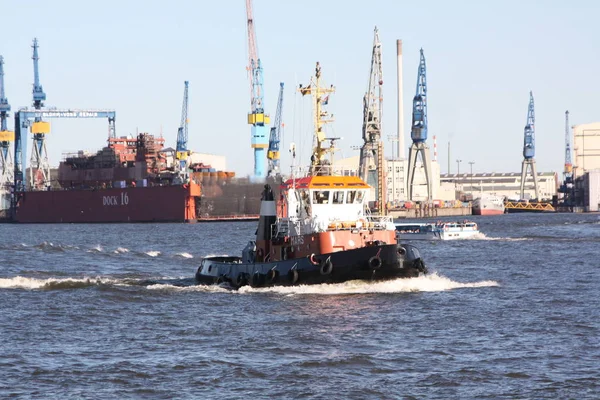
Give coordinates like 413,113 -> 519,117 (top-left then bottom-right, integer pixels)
1,213 -> 599,399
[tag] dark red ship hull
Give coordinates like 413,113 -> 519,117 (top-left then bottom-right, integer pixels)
14,184 -> 200,223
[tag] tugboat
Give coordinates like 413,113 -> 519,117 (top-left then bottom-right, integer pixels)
195,63 -> 427,288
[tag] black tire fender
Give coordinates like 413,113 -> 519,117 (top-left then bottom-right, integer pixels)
368,256 -> 382,270
267,269 -> 279,283
397,246 -> 406,256
320,258 -> 333,275
288,269 -> 299,284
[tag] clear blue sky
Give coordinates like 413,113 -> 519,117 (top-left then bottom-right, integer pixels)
2,0 -> 598,176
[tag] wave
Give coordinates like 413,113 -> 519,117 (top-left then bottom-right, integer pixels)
174,252 -> 193,259
0,276 -> 122,290
235,273 -> 498,295
145,251 -> 161,257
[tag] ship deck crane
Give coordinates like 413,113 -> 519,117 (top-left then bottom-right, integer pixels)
519,91 -> 540,200
176,81 -> 189,176
0,56 -> 15,187
267,82 -> 284,177
246,0 -> 270,179
559,110 -> 574,204
406,49 -> 433,201
29,38 -> 51,190
358,26 -> 386,214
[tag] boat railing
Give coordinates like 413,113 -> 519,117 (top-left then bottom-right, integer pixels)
287,165 -> 359,178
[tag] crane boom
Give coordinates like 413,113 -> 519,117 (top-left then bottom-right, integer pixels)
411,49 -> 427,143
246,0 -> 269,179
523,91 -> 535,159
358,27 -> 385,213
267,82 -> 284,177
0,56 -> 10,130
32,38 -> 46,109
176,81 -> 189,173
564,110 -> 572,182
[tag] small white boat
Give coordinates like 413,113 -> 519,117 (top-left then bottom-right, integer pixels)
396,220 -> 480,241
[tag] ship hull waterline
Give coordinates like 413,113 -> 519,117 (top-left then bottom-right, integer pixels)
195,243 -> 427,289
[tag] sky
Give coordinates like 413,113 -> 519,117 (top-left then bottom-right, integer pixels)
1,0 -> 599,177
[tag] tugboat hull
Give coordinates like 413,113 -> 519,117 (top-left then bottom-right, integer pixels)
195,243 -> 426,288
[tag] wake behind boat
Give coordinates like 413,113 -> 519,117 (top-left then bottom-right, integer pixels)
195,63 -> 427,289
396,220 -> 480,241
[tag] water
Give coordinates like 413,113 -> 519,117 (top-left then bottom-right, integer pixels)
1,213 -> 598,399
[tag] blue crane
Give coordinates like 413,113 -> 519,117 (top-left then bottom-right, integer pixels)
176,80 -> 189,174
519,91 -> 539,199
29,38 -> 52,190
406,48 -> 433,200
523,91 -> 535,159
411,49 -> 427,143
267,82 -> 284,177
246,0 -> 269,179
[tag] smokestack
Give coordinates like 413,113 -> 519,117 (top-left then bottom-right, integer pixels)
396,39 -> 405,160
433,135 -> 437,162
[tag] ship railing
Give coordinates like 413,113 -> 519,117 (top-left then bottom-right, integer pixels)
287,165 -> 360,178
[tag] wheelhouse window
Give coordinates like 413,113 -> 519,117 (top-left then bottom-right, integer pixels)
312,190 -> 330,204
332,191 -> 345,204
346,190 -> 365,204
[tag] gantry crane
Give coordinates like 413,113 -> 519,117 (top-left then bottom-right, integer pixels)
29,38 -> 51,190
519,91 -> 540,199
0,56 -> 15,188
246,0 -> 269,179
406,49 -> 433,200
267,82 -> 284,177
176,81 -> 189,176
359,26 -> 386,214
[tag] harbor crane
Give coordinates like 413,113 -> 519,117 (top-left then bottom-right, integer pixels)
519,91 -> 540,200
246,0 -> 270,179
559,110 -> 574,203
406,49 -> 433,201
359,26 -> 386,214
0,56 -> 14,188
176,81 -> 189,176
267,82 -> 284,177
30,38 -> 51,190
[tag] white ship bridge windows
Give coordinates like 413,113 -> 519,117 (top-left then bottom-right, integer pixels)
332,191 -> 345,204
312,190 -> 331,204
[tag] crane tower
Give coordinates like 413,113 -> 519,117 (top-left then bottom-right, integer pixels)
29,38 -> 51,190
359,27 -> 386,213
563,110 -> 573,184
267,82 -> 284,177
0,56 -> 15,188
176,80 -> 189,177
519,91 -> 540,200
406,49 -> 433,200
246,0 -> 270,179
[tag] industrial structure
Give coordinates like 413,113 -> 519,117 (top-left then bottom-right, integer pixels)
519,91 -> 540,199
0,56 -> 14,192
245,0 -> 270,179
359,26 -> 385,213
175,80 -> 190,177
406,49 -> 433,200
558,110 -> 574,206
267,82 -> 284,177
29,38 -> 51,191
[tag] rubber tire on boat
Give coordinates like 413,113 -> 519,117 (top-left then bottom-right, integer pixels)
320,259 -> 333,276
309,253 -> 319,265
235,273 -> 247,287
416,259 -> 428,274
267,269 -> 279,283
214,276 -> 224,285
288,269 -> 299,284
368,256 -> 382,270
397,247 -> 406,256
250,272 -> 265,287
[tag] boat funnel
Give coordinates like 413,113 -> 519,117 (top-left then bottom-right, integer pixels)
256,184 -> 276,242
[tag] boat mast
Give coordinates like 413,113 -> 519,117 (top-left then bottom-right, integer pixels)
298,62 -> 336,175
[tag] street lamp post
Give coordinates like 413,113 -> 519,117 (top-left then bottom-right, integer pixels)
469,161 -> 475,194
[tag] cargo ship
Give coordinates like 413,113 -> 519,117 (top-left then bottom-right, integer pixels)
9,133 -> 270,223
472,195 -> 505,216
